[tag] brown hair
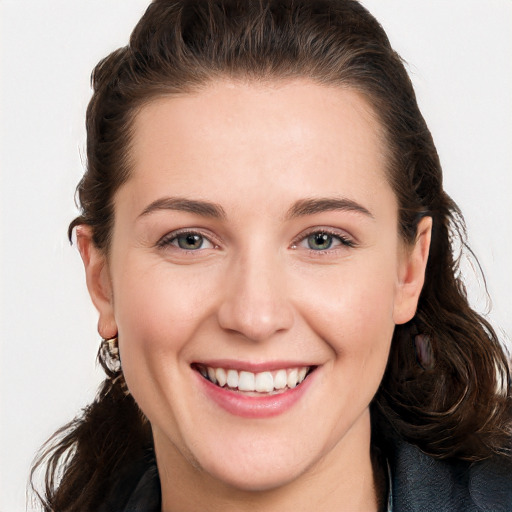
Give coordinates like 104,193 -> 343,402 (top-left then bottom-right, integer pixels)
32,0 -> 512,509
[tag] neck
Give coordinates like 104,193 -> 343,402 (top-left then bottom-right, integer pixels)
154,409 -> 381,512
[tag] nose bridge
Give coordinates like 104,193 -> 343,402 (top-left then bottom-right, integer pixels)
217,243 -> 294,342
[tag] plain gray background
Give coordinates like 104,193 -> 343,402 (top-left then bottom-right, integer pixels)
1,1 -> 511,510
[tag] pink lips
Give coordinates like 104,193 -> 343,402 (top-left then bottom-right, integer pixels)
194,364 -> 315,418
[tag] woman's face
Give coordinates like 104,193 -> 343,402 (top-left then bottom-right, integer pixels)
82,80 -> 430,492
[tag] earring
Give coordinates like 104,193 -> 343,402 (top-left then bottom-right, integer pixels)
99,336 -> 130,395
100,335 -> 121,374
414,333 -> 434,370
106,336 -> 119,359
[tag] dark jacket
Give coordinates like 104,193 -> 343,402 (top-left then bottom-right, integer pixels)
99,440 -> 512,512
388,437 -> 512,511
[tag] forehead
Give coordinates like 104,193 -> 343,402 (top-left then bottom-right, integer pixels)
124,79 -> 394,218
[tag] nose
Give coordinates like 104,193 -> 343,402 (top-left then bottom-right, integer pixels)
217,251 -> 294,342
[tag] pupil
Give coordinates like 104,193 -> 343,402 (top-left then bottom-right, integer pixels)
309,232 -> 332,250
178,234 -> 202,249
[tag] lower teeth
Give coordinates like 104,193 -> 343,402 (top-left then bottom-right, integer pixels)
221,384 -> 288,394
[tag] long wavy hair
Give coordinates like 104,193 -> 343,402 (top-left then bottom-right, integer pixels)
31,0 -> 511,510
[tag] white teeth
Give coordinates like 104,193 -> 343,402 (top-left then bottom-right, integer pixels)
199,365 -> 311,392
226,369 -> 239,388
287,369 -> 299,388
274,369 -> 287,390
207,367 -> 217,384
238,371 -> 255,391
215,367 -> 227,387
255,371 -> 274,393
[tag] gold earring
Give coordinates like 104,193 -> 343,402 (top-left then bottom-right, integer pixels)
99,336 -> 131,396
106,336 -> 119,359
100,336 -> 121,374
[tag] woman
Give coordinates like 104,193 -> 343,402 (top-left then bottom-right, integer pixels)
32,1 -> 512,510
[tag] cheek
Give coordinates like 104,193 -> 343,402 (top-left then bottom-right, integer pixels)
110,258 -> 220,422
115,259 -> 210,333
111,258 -> 221,385
296,255 -> 397,360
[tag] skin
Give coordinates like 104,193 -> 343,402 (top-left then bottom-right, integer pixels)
78,80 -> 431,511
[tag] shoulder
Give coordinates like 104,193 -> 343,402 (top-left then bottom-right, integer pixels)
389,438 -> 512,512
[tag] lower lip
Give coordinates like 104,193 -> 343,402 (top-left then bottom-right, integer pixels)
195,370 -> 316,418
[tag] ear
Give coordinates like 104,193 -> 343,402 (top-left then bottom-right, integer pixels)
393,216 -> 432,325
76,225 -> 117,339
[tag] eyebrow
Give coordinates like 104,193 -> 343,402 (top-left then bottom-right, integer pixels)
138,196 -> 373,221
138,197 -> 227,219
285,197 -> 374,220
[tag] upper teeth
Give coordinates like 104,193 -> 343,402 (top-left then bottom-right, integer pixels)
199,366 -> 310,393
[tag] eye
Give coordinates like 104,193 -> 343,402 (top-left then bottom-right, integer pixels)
306,232 -> 336,250
157,230 -> 215,251
292,229 -> 355,252
174,233 -> 210,250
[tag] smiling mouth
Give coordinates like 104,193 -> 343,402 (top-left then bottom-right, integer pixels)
193,364 -> 315,395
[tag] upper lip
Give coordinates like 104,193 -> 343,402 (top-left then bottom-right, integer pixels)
192,359 -> 317,372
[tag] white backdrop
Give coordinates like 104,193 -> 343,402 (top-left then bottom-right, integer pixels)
1,1 -> 511,510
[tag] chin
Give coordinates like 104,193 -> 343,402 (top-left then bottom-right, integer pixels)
200,455 -> 308,493
164,421 -> 316,494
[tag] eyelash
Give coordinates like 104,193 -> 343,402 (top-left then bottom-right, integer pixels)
291,228 -> 356,254
156,228 -> 356,254
156,229 -> 218,251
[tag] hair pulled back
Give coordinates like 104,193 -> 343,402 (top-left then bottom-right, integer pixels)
33,1 -> 511,510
